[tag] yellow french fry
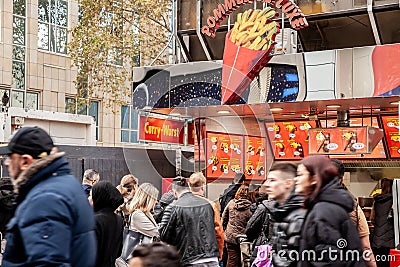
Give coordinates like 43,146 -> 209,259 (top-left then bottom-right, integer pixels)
249,36 -> 261,50
238,33 -> 248,46
239,21 -> 255,31
256,7 -> 272,20
249,21 -> 260,34
241,32 -> 258,45
260,21 -> 277,36
266,27 -> 278,40
255,39 -> 267,50
230,28 -> 239,41
265,10 -> 276,19
258,16 -> 268,31
248,10 -> 259,23
235,31 -> 247,41
237,14 -> 242,25
242,10 -> 250,24
243,41 -> 252,48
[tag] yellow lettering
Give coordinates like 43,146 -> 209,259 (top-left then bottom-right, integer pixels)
144,122 -> 150,134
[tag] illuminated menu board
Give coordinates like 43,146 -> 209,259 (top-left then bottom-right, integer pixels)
320,118 -> 386,159
244,136 -> 266,181
382,116 -> 400,159
206,132 -> 244,179
266,121 -> 316,160
309,127 -> 369,155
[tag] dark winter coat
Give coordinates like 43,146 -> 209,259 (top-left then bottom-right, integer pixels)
222,198 -> 253,245
298,178 -> 363,267
3,153 -> 97,267
270,192 -> 305,267
153,191 -> 175,223
371,193 -> 395,248
246,199 -> 275,263
159,192 -> 219,265
92,181 -> 124,267
219,183 -> 242,217
0,178 -> 16,234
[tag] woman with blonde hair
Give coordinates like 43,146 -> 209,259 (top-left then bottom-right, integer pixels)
128,183 -> 159,238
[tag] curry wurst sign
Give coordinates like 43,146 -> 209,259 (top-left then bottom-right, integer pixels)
139,116 -> 185,144
202,0 -> 308,38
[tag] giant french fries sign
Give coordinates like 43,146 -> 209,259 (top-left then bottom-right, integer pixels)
202,0 -> 308,104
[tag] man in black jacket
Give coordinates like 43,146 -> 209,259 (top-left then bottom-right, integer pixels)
159,176 -> 219,267
266,162 -> 306,267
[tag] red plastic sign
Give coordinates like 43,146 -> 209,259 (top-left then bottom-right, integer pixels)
139,116 -> 185,144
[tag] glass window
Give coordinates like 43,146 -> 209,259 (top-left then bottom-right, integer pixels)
12,46 -> 25,61
26,92 -> 39,109
13,16 -> 25,45
11,90 -> 24,108
121,105 -> 139,143
38,0 -> 68,54
375,9 -> 400,44
299,14 -> 375,52
65,97 -> 76,113
12,61 -> 25,90
13,0 -> 25,17
65,97 -> 99,140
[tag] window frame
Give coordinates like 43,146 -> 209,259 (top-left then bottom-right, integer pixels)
38,0 -> 68,54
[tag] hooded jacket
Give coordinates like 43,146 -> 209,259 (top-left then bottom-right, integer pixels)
92,181 -> 124,267
3,153 -> 96,267
371,193 -> 395,248
298,178 -> 363,267
222,198 -> 252,244
270,192 -> 305,267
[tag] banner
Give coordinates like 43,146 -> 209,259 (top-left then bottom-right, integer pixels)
139,116 -> 185,144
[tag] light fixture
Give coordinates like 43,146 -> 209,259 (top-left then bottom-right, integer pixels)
326,104 -> 341,108
169,113 -> 181,116
390,101 -> 400,105
270,107 -> 283,112
217,110 -> 230,114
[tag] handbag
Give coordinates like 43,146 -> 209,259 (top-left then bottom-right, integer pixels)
115,213 -> 155,267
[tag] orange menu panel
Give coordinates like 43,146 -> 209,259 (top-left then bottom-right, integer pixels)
266,121 -> 316,160
320,118 -> 386,159
244,136 -> 266,181
206,132 -> 244,179
309,127 -> 368,155
382,116 -> 400,158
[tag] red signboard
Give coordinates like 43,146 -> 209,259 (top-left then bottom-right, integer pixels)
309,127 -> 369,155
188,123 -> 195,146
206,132 -> 244,179
244,136 -> 266,181
266,121 -> 316,160
139,116 -> 185,144
382,116 -> 400,158
320,118 -> 386,159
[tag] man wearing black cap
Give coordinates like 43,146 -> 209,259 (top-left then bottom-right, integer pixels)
0,126 -> 96,266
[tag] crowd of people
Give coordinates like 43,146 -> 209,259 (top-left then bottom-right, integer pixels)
0,126 -> 396,267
